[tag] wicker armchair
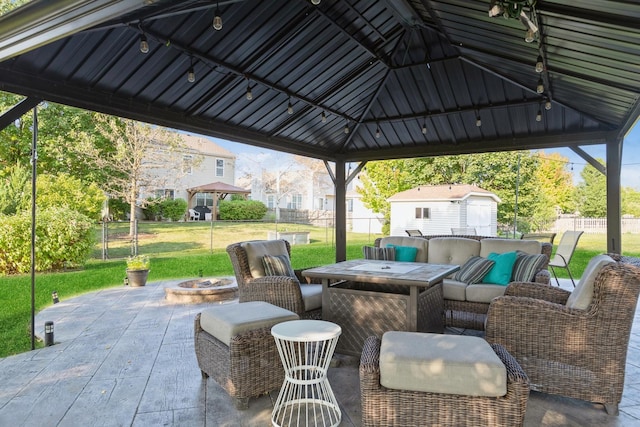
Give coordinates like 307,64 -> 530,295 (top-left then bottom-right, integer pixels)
359,336 -> 530,426
226,240 -> 322,319
485,261 -> 640,415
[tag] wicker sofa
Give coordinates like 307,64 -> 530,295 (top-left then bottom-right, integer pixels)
374,235 -> 552,330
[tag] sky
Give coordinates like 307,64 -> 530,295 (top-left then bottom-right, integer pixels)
207,122 -> 640,191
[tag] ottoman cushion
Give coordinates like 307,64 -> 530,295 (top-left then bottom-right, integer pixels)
200,301 -> 298,345
379,331 -> 507,397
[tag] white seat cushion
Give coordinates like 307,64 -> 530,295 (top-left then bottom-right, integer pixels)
442,279 -> 467,301
566,254 -> 615,310
300,283 -> 323,311
380,331 -> 507,397
466,283 -> 507,303
200,301 -> 298,345
241,240 -> 289,278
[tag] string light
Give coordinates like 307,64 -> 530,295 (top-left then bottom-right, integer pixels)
213,3 -> 222,31
535,55 -> 544,73
545,100 -> 552,110
476,115 -> 482,127
344,120 -> 349,134
139,35 -> 149,54
375,124 -> 381,139
536,109 -> 542,122
245,80 -> 252,100
321,111 -> 327,123
187,58 -> 195,83
421,121 -> 427,134
311,0 -> 321,4
536,77 -> 544,94
287,97 -> 293,114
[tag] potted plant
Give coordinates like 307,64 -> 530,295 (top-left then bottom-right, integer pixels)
126,255 -> 150,287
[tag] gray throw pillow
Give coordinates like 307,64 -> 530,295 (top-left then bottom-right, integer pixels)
453,256 -> 495,284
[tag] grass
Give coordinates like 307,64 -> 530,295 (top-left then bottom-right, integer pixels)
2,222 -> 639,358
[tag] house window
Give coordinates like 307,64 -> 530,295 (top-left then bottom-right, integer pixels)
415,207 -> 430,219
154,189 -> 174,199
288,194 -> 302,209
315,197 -> 324,210
347,199 -> 353,212
215,158 -> 224,177
267,195 -> 275,209
195,193 -> 213,207
182,155 -> 193,174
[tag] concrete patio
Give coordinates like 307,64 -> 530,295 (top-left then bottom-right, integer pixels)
2,278 -> 640,426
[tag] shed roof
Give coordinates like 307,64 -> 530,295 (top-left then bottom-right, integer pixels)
186,181 -> 249,194
389,184 -> 500,202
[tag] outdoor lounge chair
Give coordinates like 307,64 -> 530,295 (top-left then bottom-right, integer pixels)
226,239 -> 322,318
549,230 -> 583,286
188,208 -> 200,221
485,257 -> 640,415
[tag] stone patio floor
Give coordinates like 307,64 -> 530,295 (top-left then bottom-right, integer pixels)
2,278 -> 640,426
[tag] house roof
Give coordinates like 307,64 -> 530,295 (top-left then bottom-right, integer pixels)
186,181 -> 249,194
389,184 -> 500,202
180,134 -> 235,158
0,1 -> 638,163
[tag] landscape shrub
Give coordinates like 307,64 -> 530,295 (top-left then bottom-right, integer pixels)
160,198 -> 188,221
0,206 -> 95,275
219,200 -> 267,220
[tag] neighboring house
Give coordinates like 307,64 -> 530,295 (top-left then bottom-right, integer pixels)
346,189 -> 384,234
143,133 -> 237,207
388,184 -> 500,236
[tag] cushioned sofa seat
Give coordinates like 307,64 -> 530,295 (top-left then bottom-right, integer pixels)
374,235 -> 551,330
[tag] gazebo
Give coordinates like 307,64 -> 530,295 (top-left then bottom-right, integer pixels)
186,181 -> 250,220
1,0 -> 639,260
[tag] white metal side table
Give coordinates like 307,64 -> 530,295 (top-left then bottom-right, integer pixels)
271,320 -> 342,427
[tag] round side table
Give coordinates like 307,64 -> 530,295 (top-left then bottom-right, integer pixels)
271,320 -> 342,427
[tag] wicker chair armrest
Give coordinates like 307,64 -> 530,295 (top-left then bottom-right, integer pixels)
240,275 -> 305,314
486,295 -> 590,346
294,267 -> 323,284
504,281 -> 571,303
490,343 -> 529,387
359,336 -> 382,391
533,269 -> 551,285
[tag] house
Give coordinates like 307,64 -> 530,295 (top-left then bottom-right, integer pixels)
144,133 -> 237,207
388,184 -> 500,236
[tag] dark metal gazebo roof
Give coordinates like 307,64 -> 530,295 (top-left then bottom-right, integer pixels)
0,0 -> 638,256
0,0 -> 638,162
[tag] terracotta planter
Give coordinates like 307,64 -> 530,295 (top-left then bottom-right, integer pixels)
126,269 -> 149,287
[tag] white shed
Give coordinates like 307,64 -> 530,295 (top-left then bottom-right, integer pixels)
388,184 -> 501,236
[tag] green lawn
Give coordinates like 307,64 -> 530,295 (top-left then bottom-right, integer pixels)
2,223 -> 639,358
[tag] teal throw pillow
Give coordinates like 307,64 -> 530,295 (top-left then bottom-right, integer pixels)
482,251 -> 518,285
386,244 -> 418,262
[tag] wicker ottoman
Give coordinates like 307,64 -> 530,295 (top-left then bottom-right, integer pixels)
194,301 -> 299,409
360,332 -> 530,427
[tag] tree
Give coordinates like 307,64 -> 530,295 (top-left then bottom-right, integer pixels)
622,187 -> 640,217
574,159 -> 607,217
534,151 -> 575,217
72,116 -> 184,237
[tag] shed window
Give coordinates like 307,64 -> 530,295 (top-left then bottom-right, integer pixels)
415,207 -> 430,219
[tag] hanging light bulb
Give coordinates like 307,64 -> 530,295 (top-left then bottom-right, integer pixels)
139,35 -> 149,54
187,67 -> 195,83
545,100 -> 552,110
321,111 -> 327,123
311,0 -> 321,4
213,3 -> 223,31
375,125 -> 381,139
536,78 -> 544,94
536,109 -> 542,122
535,55 -> 544,73
421,122 -> 427,134
246,85 -> 252,100
344,121 -> 349,134
525,29 -> 535,43
287,98 -> 293,115
476,115 -> 482,127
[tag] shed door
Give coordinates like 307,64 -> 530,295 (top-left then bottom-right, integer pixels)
467,200 -> 491,235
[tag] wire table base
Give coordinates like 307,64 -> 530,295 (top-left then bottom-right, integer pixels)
271,320 -> 342,427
